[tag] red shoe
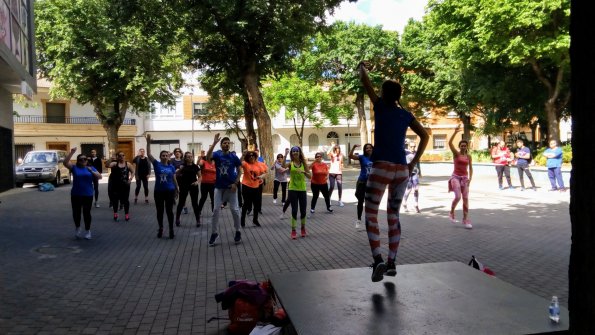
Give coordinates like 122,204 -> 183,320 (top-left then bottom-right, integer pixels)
125,214 -> 130,222
301,227 -> 307,238
290,230 -> 297,240
113,213 -> 119,222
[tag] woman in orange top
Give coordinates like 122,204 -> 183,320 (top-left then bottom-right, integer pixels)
241,151 -> 267,227
197,152 -> 216,225
310,152 -> 334,215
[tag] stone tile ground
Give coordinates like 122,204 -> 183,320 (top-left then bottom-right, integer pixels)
0,166 -> 570,334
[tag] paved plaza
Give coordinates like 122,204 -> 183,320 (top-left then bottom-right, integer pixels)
0,164 -> 571,334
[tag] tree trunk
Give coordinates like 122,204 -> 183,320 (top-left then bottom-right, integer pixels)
545,101 -> 560,143
355,93 -> 369,144
243,66 -> 274,193
95,101 -> 126,159
569,1 -> 595,332
243,93 -> 257,149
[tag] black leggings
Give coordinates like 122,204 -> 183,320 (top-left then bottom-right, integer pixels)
198,183 -> 214,215
154,190 -> 175,230
329,174 -> 343,199
355,180 -> 366,220
110,183 -> 130,214
71,195 -> 93,230
176,185 -> 200,222
288,190 -> 307,221
92,178 -> 99,202
311,183 -> 331,211
135,175 -> 149,197
273,180 -> 287,203
242,186 -> 261,225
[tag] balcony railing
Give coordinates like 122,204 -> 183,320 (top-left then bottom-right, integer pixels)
14,115 -> 136,125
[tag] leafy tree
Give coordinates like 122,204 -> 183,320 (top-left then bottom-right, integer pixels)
198,91 -> 252,151
422,0 -> 570,142
295,21 -> 400,144
263,74 -> 338,147
35,0 -> 187,156
184,0 -> 351,173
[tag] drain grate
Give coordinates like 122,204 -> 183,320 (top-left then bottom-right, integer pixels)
35,246 -> 80,255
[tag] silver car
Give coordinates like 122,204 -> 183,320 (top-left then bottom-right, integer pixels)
15,150 -> 72,187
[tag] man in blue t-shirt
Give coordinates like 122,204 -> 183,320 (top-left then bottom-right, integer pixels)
206,133 -> 243,246
543,140 -> 565,191
514,139 -> 536,191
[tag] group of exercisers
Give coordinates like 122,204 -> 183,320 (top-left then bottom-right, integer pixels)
66,61 -> 477,282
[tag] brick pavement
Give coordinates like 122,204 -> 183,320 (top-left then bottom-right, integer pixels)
0,165 -> 570,334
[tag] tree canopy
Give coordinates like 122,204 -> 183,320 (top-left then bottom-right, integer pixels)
35,0 -> 187,154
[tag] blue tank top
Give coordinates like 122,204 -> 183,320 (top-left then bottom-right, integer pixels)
71,165 -> 96,197
358,155 -> 373,181
371,98 -> 414,164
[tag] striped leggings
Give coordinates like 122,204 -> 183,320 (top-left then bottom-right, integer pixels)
365,161 -> 409,262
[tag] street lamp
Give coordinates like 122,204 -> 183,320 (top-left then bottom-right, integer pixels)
190,91 -> 194,156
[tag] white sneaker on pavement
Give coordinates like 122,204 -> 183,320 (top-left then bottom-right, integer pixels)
75,228 -> 83,239
273,199 -> 277,204
338,201 -> 344,207
355,220 -> 361,229
84,230 -> 92,240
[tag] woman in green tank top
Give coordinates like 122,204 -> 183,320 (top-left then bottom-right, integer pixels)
283,146 -> 311,239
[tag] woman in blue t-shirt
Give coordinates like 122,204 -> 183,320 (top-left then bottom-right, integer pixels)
348,143 -> 373,230
146,134 -> 179,239
64,147 -> 103,240
359,61 -> 430,283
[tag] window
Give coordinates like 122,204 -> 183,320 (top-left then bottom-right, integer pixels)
326,131 -> 339,145
46,102 -> 66,123
433,134 -> 447,150
308,134 -> 319,149
151,99 -> 183,119
290,134 -> 299,147
272,134 -> 281,147
15,144 -> 33,163
193,103 -> 208,118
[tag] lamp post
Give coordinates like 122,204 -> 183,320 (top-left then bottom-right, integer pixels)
190,91 -> 194,156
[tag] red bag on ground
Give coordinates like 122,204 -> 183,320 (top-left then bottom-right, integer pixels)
228,298 -> 261,335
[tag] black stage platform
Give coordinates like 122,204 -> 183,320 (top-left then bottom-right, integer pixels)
269,262 -> 568,335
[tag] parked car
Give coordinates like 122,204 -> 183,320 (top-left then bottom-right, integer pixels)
15,150 -> 72,187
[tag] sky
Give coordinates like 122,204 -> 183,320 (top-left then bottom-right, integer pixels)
327,0 -> 429,33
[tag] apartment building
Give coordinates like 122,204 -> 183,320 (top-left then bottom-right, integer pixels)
0,0 -> 36,192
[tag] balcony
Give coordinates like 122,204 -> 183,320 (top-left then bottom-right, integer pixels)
14,115 -> 136,125
14,115 -> 138,137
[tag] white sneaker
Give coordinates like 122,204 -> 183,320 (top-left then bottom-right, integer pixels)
355,220 -> 361,229
75,228 -> 83,239
308,209 -> 314,218
84,230 -> 92,240
95,202 -> 100,208
338,201 -> 344,207
273,199 -> 277,204
279,212 -> 286,220
403,205 -> 409,212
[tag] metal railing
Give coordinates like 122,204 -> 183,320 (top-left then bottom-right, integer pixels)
14,115 -> 136,125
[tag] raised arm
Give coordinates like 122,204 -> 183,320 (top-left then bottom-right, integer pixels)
145,134 -> 156,163
282,148 -> 290,168
358,62 -> 378,104
349,144 -> 360,161
63,147 -> 77,170
408,118 -> 429,172
206,133 -> 220,161
449,124 -> 462,155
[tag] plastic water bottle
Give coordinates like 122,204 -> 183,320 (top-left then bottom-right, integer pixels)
548,296 -> 560,323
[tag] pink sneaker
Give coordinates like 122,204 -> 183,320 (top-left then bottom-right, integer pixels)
291,230 -> 297,240
449,213 -> 458,223
463,219 -> 472,229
